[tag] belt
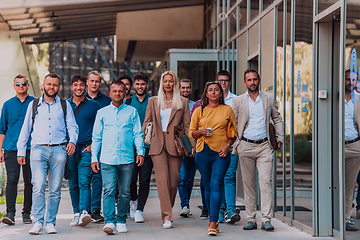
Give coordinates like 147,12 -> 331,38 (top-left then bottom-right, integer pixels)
241,136 -> 268,144
345,136 -> 360,145
39,142 -> 67,147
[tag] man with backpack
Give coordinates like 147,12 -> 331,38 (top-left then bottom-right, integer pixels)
67,74 -> 100,227
17,73 -> 78,235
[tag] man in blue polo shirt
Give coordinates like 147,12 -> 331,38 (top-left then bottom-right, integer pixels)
0,74 -> 35,225
68,74 -> 101,227
126,72 -> 152,223
85,70 -> 111,222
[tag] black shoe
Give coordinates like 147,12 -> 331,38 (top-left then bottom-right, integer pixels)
226,212 -> 241,224
261,221 -> 275,231
243,221 -> 257,230
22,213 -> 32,224
346,222 -> 358,231
91,210 -> 104,223
200,209 -> 209,220
2,212 -> 15,225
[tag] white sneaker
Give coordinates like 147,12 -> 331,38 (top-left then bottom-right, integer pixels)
116,223 -> 128,233
78,210 -> 91,226
70,213 -> 80,226
134,210 -> 144,223
129,200 -> 138,219
103,223 -> 116,235
163,220 -> 172,229
29,222 -> 43,235
45,223 -> 57,234
179,206 -> 190,217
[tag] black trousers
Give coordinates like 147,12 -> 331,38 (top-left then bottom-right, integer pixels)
130,148 -> 153,212
4,150 -> 32,214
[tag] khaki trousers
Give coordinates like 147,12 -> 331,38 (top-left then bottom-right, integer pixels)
151,145 -> 182,223
344,140 -> 360,222
238,140 -> 273,223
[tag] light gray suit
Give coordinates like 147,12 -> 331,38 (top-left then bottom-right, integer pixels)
232,91 -> 283,223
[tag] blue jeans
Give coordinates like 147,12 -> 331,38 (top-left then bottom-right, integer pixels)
91,153 -> 102,212
220,153 -> 239,215
357,170 -> 360,210
195,144 -> 230,222
30,145 -> 67,225
178,156 -> 196,208
101,163 -> 133,224
200,179 -> 208,211
68,144 -> 92,213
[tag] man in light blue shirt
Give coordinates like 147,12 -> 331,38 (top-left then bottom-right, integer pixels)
17,73 -> 78,235
91,80 -> 144,235
216,70 -> 240,224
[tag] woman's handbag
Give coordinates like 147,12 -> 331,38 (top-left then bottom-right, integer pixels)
144,122 -> 153,145
174,125 -> 192,157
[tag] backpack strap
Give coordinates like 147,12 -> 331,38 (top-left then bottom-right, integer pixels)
73,100 -> 87,117
31,98 -> 40,131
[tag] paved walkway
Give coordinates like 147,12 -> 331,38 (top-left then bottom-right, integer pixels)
0,191 -> 336,240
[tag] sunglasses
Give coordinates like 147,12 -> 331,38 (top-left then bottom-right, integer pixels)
15,82 -> 28,87
206,81 -> 221,85
217,79 -> 229,82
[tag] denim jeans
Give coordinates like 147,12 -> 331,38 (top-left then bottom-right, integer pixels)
30,144 -> 67,225
68,144 -> 92,213
195,144 -> 230,222
4,150 -> 32,215
220,153 -> 239,215
357,170 -> 360,210
178,155 -> 196,208
200,179 -> 208,211
91,155 -> 102,212
101,162 -> 133,224
130,148 -> 153,211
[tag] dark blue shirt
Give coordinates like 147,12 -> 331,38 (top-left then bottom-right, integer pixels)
85,91 -> 111,109
128,93 -> 149,148
68,97 -> 101,145
0,95 -> 35,151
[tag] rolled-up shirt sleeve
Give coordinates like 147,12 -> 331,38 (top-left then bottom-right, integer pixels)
17,102 -> 33,157
133,110 -> 145,157
65,101 -> 79,145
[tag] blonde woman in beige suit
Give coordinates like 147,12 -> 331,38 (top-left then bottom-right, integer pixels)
143,71 -> 195,229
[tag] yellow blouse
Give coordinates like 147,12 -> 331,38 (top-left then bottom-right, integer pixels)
189,105 -> 237,153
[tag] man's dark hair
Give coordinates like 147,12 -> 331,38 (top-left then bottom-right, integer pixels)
216,70 -> 231,81
345,69 -> 351,75
111,79 -> 126,88
14,74 -> 27,82
44,73 -> 61,81
200,81 -> 225,112
71,74 -> 87,85
243,69 -> 261,81
180,79 -> 192,88
133,72 -> 148,84
117,74 -> 133,86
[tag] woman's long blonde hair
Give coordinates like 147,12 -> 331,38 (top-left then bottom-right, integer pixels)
157,71 -> 183,110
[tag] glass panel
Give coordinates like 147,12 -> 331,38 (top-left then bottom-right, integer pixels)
230,0 -> 237,8
250,0 -> 260,22
229,8 -> 237,39
240,1 -> 247,30
263,0 -> 275,11
293,0 -> 313,228
237,33 -> 248,94
318,0 -> 338,15
177,61 -> 217,100
249,22 -> 260,56
345,1 -> 360,237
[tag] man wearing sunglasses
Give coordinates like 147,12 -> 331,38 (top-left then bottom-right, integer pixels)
0,75 -> 35,226
215,70 -> 241,225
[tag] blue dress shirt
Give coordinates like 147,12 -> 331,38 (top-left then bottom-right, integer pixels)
85,91 -> 111,109
0,95 -> 35,151
68,97 -> 101,144
345,92 -> 359,140
243,91 -> 267,140
189,100 -> 195,112
91,102 -> 145,165
17,95 -> 79,157
225,91 -> 237,108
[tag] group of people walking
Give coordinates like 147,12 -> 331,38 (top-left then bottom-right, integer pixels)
0,67 -> 289,236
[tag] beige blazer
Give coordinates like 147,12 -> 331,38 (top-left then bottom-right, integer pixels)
143,96 -> 194,156
232,91 -> 284,154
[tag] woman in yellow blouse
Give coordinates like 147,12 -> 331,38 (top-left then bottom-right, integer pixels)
189,81 -> 237,236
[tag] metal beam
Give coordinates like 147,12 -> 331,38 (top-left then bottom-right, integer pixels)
91,38 -> 117,80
